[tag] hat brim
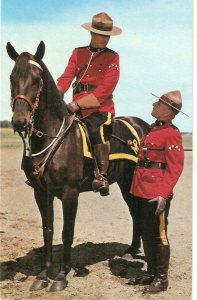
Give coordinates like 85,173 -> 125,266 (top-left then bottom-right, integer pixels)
81,23 -> 122,36
151,93 -> 189,117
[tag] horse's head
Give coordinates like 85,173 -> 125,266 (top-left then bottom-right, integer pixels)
7,41 -> 45,132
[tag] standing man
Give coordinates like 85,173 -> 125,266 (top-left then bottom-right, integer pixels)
129,91 -> 185,293
57,12 -> 122,196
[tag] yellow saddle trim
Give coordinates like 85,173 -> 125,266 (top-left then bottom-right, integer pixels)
109,153 -> 138,162
77,119 -> 140,163
115,119 -> 140,144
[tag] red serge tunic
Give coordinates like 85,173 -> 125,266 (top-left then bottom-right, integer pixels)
57,46 -> 120,118
130,122 -> 184,200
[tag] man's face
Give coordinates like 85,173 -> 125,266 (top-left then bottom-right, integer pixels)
151,100 -> 173,120
90,32 -> 110,49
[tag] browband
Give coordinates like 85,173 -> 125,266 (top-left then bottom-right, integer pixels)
28,60 -> 43,71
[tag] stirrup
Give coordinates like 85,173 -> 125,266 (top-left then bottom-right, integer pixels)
92,174 -> 109,196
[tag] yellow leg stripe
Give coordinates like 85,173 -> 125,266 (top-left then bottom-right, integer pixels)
159,212 -> 169,245
78,123 -> 93,158
100,112 -> 112,144
116,119 -> 140,145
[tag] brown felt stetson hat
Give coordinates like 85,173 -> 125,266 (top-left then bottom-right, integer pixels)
151,90 -> 189,117
81,12 -> 122,36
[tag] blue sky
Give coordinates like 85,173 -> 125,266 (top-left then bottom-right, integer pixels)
1,0 -> 193,131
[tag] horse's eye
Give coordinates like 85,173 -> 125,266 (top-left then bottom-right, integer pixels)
32,76 -> 40,85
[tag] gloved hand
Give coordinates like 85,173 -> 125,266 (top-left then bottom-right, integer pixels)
148,196 -> 166,216
67,101 -> 80,114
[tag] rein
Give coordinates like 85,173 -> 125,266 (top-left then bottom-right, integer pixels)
31,113 -> 76,177
31,117 -> 66,156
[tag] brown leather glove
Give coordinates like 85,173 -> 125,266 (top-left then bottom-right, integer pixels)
67,101 -> 80,114
148,196 -> 166,216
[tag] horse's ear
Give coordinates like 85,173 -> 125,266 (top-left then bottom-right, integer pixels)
6,42 -> 19,61
34,41 -> 45,61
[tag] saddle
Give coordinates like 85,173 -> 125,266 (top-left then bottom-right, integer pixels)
77,117 -> 140,163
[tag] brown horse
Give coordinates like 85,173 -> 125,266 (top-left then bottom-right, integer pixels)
6,41 -> 149,292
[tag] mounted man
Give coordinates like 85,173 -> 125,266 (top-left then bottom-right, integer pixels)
57,12 -> 122,196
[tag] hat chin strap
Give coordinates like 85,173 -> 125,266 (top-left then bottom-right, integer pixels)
151,93 -> 189,117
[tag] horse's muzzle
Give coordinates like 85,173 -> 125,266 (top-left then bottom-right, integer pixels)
12,117 -> 28,133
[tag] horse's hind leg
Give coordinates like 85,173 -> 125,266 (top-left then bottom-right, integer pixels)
50,186 -> 79,292
117,179 -> 141,256
30,189 -> 54,291
124,194 -> 141,256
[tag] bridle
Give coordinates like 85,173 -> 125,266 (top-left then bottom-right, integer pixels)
10,60 -> 43,114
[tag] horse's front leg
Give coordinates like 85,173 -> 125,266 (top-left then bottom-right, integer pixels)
30,188 -> 54,291
50,185 -> 79,292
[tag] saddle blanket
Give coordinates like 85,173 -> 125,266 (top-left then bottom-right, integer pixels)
77,118 -> 140,163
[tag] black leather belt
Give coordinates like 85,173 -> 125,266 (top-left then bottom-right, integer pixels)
137,160 -> 166,169
72,82 -> 96,94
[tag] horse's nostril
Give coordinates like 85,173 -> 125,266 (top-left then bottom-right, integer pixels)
12,119 -> 26,132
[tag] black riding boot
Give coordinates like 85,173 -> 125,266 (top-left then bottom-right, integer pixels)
128,240 -> 156,285
92,144 -> 109,196
144,244 -> 170,293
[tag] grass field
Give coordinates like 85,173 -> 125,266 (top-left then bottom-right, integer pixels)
0,128 -> 193,149
0,128 -> 23,148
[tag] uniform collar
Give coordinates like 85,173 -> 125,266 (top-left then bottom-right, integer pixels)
88,44 -> 106,53
152,120 -> 173,128
155,120 -> 166,126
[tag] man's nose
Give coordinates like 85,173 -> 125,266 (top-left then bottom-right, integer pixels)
101,36 -> 110,41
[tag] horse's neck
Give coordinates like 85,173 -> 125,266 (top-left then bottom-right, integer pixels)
33,67 -> 68,135
34,97 -> 66,136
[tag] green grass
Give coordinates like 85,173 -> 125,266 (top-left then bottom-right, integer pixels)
0,128 -> 23,148
182,134 -> 192,148
0,128 -> 193,149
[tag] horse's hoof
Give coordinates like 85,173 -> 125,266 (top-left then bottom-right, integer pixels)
49,279 -> 68,292
73,267 -> 90,277
125,246 -> 142,257
30,279 -> 49,291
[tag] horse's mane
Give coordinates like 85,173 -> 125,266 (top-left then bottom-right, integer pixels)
39,60 -> 67,119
